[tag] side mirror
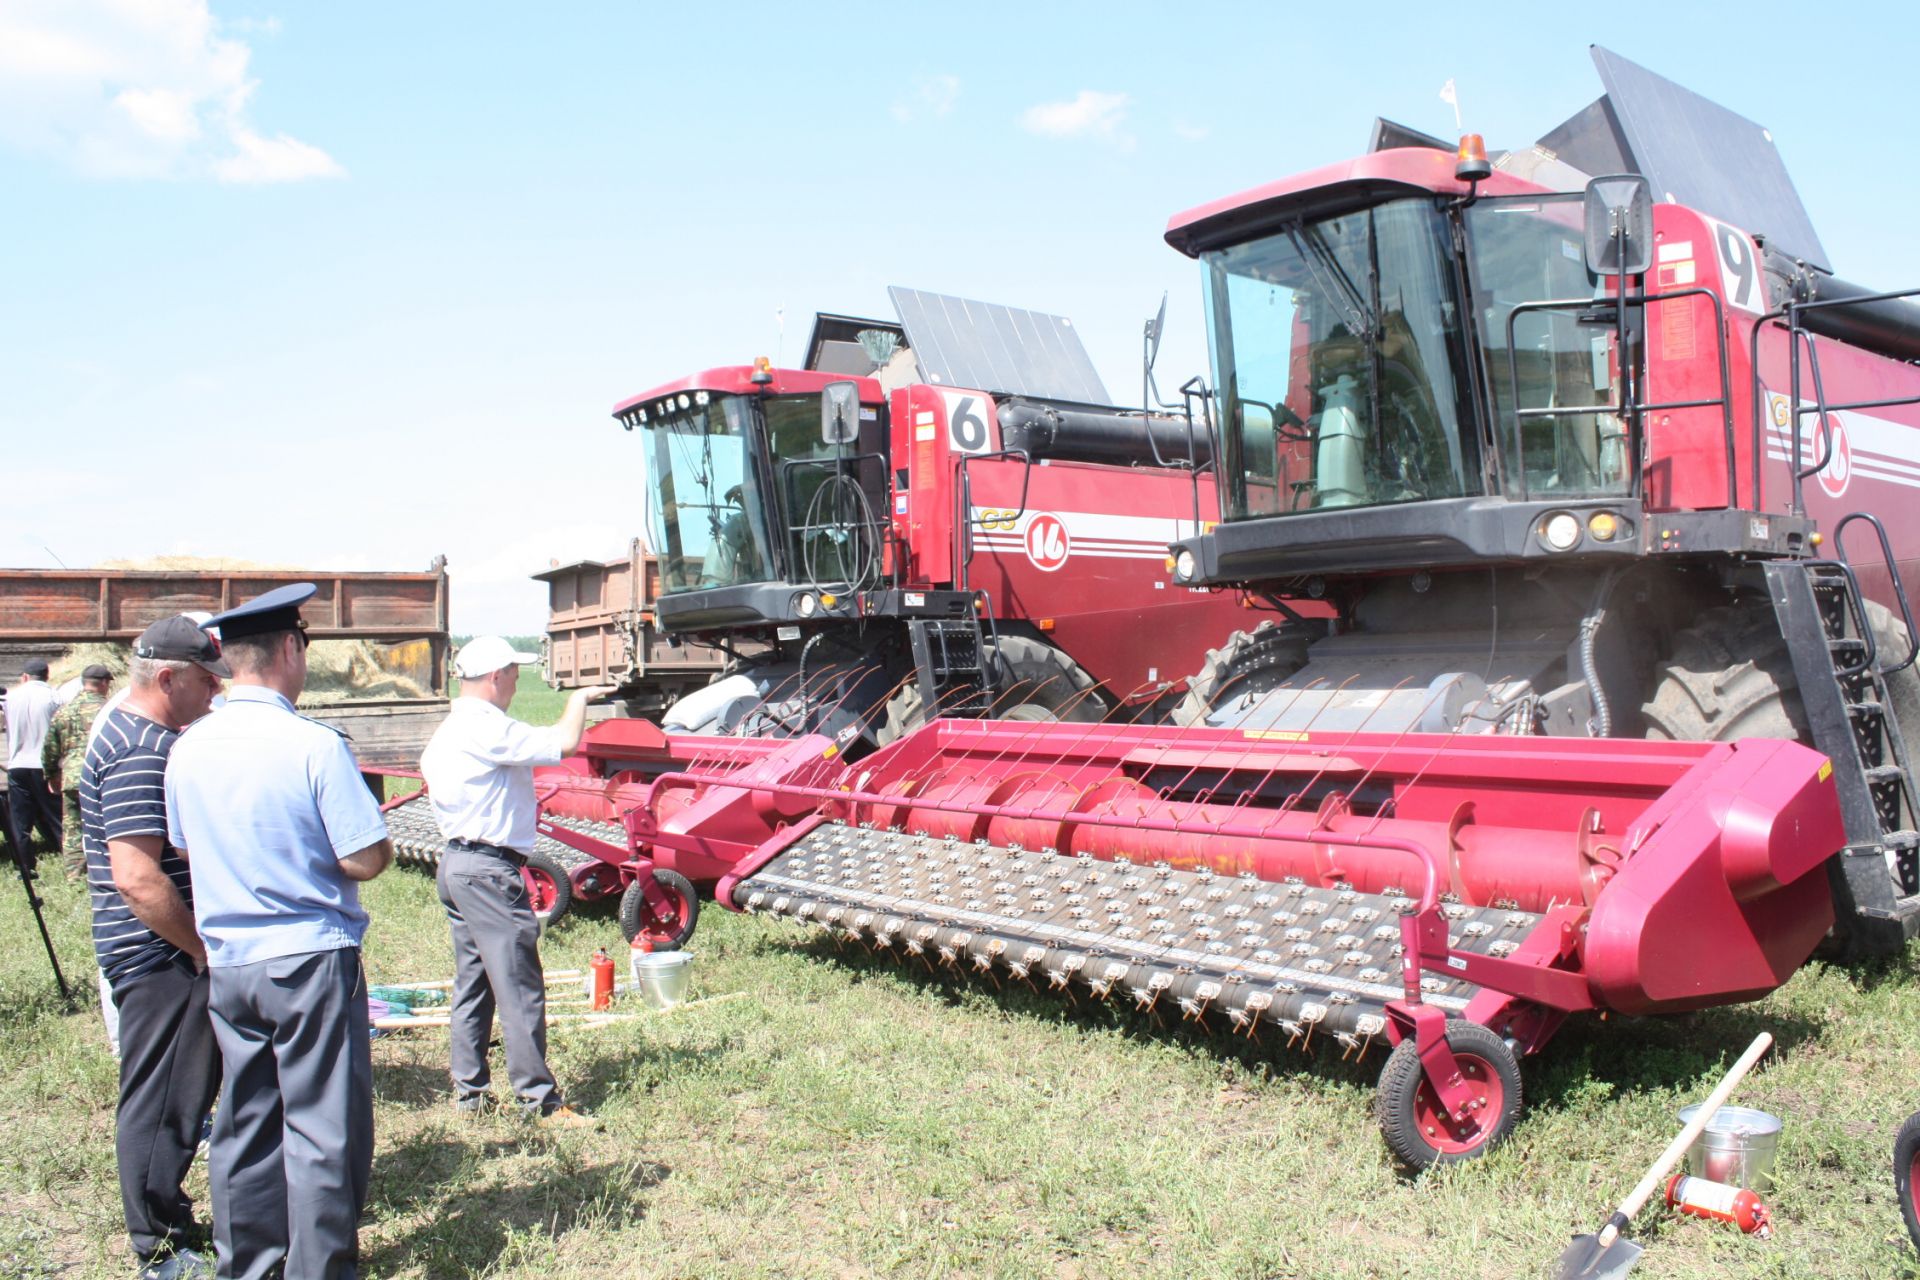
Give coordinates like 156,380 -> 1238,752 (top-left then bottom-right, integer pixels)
821,381 -> 860,445
1583,174 -> 1654,277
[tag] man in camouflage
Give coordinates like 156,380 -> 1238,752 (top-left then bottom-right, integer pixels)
43,664 -> 113,881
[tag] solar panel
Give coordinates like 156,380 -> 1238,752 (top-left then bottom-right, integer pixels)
888,286 -> 1113,406
1547,47 -> 1829,272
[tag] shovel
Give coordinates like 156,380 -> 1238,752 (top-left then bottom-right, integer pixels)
1553,1031 -> 1772,1280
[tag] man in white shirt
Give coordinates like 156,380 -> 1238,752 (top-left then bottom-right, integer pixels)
6,659 -> 63,873
419,636 -> 613,1126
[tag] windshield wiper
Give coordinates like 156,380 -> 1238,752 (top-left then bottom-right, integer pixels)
1289,221 -> 1378,340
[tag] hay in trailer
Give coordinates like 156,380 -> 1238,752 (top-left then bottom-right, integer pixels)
95,555 -> 302,572
299,641 -> 432,705
47,643 -> 130,687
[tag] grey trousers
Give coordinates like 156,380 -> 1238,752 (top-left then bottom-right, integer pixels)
206,947 -> 372,1280
436,846 -> 560,1111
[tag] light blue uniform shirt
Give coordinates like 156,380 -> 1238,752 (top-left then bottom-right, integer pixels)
165,684 -> 389,968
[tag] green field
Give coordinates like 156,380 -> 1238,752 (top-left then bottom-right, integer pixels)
5,678 -> 1919,1277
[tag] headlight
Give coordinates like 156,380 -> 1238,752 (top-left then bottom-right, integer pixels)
1174,549 -> 1197,581
1541,512 -> 1581,551
796,593 -> 818,618
1588,512 -> 1619,542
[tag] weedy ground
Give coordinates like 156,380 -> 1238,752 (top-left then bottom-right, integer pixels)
2,686 -> 1917,1278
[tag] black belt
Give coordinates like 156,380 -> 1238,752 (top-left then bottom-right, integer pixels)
446,839 -> 527,867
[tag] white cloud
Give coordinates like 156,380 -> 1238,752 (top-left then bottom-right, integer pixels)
0,0 -> 342,183
1020,90 -> 1133,150
215,125 -> 343,183
1173,119 -> 1210,142
891,73 -> 960,124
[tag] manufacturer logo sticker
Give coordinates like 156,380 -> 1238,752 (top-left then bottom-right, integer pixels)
1023,513 -> 1071,571
1806,412 -> 1853,499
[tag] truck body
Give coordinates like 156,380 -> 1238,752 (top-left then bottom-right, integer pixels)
0,562 -> 451,777
534,541 -> 730,712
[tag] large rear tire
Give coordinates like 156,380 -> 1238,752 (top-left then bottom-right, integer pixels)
1171,620 -> 1313,727
877,636 -> 1106,744
1641,603 -> 1809,743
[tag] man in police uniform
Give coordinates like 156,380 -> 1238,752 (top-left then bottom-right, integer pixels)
164,584 -> 393,1280
421,636 -> 613,1125
44,663 -> 112,881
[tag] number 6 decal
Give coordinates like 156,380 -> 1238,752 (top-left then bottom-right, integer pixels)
941,391 -> 992,454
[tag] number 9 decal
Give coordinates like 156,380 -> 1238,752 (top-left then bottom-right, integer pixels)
941,391 -> 992,454
1709,218 -> 1765,315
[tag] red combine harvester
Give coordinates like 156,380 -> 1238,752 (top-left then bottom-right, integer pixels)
389,50 -> 1920,1167
624,287 -> 1259,746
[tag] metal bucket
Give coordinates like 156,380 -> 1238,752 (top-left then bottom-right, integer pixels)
631,950 -> 694,1010
1678,1104 -> 1783,1192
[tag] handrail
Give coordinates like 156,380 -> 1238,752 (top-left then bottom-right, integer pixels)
1832,512 -> 1920,675
951,448 -> 1034,595
1504,286 -> 1735,508
1762,284 -> 1920,517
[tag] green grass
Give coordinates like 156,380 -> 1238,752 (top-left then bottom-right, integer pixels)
4,852 -> 1920,1278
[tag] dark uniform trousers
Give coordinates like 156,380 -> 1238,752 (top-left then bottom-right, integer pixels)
4,766 -> 59,870
112,957 -> 221,1264
206,947 -> 372,1280
436,844 -> 560,1111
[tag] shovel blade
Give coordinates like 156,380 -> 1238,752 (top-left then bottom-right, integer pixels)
1552,1233 -> 1643,1280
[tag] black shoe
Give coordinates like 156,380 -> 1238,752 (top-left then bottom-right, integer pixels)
136,1246 -> 214,1280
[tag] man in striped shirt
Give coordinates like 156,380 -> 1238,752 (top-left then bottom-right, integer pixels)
81,615 -> 229,1280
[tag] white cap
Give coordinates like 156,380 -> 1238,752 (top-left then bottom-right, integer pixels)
454,635 -> 539,679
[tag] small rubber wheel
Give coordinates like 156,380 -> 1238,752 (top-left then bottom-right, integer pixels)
1375,1019 -> 1523,1170
520,850 -> 574,927
619,868 -> 700,951
1895,1109 -> 1920,1251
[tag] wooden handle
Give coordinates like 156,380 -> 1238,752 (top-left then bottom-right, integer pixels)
1612,1031 -> 1772,1227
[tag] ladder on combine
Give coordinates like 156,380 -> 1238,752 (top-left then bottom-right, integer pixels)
1766,538 -> 1920,956
908,617 -> 995,717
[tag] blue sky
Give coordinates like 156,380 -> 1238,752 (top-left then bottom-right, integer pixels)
4,1 -> 1916,632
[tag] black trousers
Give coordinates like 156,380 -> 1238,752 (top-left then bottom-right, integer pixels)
4,767 -> 59,870
112,956 -> 221,1264
207,947 -> 372,1280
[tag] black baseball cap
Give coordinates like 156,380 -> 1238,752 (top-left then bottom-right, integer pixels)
82,664 -> 112,682
134,615 -> 233,678
22,658 -> 49,680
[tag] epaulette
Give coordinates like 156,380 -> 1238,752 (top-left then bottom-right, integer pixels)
298,714 -> 355,742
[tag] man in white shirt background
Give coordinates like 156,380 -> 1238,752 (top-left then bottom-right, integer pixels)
6,659 -> 63,875
420,636 -> 613,1125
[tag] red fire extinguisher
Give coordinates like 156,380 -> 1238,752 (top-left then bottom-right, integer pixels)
1665,1174 -> 1773,1236
589,947 -> 615,1011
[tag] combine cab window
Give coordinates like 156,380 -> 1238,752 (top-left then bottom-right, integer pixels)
1202,199 -> 1478,521
642,398 -> 778,593
1465,197 -> 1629,500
